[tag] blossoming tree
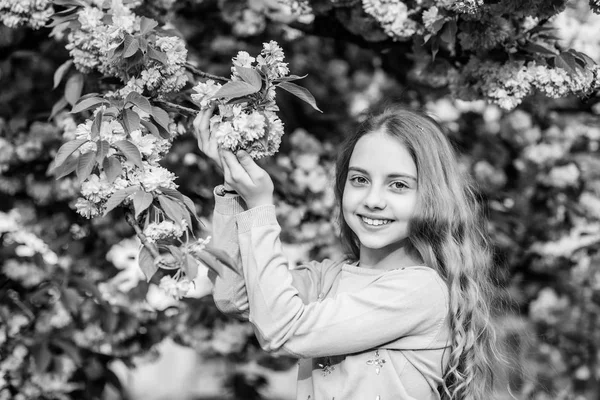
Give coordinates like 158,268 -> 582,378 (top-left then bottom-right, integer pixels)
1,0 -> 600,398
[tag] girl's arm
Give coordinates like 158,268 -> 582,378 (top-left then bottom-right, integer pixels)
236,204 -> 449,359
209,188 -> 342,320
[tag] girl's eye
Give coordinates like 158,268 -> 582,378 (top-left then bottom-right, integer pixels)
349,176 -> 368,185
391,181 -> 408,190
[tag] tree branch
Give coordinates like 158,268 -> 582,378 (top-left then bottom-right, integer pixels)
155,100 -> 198,115
125,212 -> 161,260
185,63 -> 229,82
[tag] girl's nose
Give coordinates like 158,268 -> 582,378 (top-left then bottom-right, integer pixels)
364,187 -> 386,209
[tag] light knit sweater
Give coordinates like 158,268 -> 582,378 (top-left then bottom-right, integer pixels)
210,190 -> 452,400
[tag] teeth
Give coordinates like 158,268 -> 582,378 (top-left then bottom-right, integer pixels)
361,216 -> 392,226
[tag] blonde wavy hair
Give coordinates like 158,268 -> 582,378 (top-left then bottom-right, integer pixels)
334,106 -> 500,399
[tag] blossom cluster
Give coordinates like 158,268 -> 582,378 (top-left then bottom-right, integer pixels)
0,0 -> 53,29
362,0 -> 420,40
191,42 -> 289,158
456,58 -> 600,109
63,0 -> 187,95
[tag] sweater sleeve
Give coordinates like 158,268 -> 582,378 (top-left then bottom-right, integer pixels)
209,189 -> 250,319
236,205 -> 449,359
209,189 -> 341,320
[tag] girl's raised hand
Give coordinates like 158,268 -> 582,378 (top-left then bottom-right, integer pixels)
220,149 -> 274,209
192,105 -> 223,171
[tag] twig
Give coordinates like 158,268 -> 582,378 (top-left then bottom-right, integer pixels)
185,63 -> 230,82
155,100 -> 199,115
125,212 -> 161,260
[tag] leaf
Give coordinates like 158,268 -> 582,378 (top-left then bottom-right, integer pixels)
440,20 -> 457,46
70,276 -> 107,304
139,246 -> 157,281
50,96 -> 69,120
96,140 -> 110,163
54,138 -> 88,167
103,186 -> 139,215
31,341 -> 52,373
125,91 -> 152,114
150,106 -> 170,131
140,17 -> 159,35
203,245 -> 239,274
91,108 -> 103,139
184,253 -> 199,279
568,49 -> 596,66
555,52 -> 580,76
430,36 -> 440,62
212,81 -> 261,100
234,66 -> 262,90
158,187 -> 183,200
272,74 -> 308,82
277,82 -> 322,112
523,41 -> 557,56
76,151 -> 96,182
52,338 -> 82,366
71,96 -> 106,114
140,119 -> 160,138
147,46 -> 168,65
133,191 -> 154,218
53,0 -> 86,6
47,8 -> 79,27
64,73 -> 84,106
53,60 -> 73,89
158,195 -> 186,225
60,287 -> 82,315
113,140 -> 143,168
101,308 -> 118,333
431,17 -> 446,34
122,109 -> 140,134
102,156 -> 122,183
123,34 -> 140,58
52,154 -> 79,179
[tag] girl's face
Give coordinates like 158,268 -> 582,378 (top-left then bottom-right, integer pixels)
342,130 -> 418,259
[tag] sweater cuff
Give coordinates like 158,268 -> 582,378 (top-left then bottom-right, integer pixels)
213,186 -> 247,215
236,204 -> 278,233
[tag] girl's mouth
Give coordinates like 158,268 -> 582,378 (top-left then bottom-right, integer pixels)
360,215 -> 393,227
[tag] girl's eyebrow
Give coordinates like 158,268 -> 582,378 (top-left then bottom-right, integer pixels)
348,166 -> 417,181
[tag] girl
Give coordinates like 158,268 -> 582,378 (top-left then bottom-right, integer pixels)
194,106 -> 498,400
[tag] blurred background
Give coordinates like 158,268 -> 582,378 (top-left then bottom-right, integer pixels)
1,0 -> 600,399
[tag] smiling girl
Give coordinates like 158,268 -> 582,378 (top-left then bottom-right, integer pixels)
194,106 -> 499,400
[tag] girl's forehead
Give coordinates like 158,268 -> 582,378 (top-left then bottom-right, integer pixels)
349,131 -> 417,176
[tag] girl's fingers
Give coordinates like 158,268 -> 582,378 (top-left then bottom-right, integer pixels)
221,149 -> 252,185
193,104 -> 216,150
235,150 -> 264,181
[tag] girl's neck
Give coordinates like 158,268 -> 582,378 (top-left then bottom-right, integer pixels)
357,243 -> 424,271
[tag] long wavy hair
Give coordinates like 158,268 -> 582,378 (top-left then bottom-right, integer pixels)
334,106 -> 500,399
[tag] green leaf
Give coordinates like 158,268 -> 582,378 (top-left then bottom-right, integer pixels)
71,96 -> 106,114
158,195 -> 186,225
103,186 -> 139,215
147,46 -> 168,65
47,8 -> 79,27
113,140 -> 143,168
277,82 -> 322,112
102,156 -> 122,183
158,187 -> 183,200
140,17 -> 159,35
96,140 -> 110,163
122,109 -> 140,134
76,151 -> 96,182
125,92 -> 152,114
123,34 -> 140,58
133,191 -> 154,218
181,194 -> 201,225
91,108 -> 103,139
53,0 -> 86,6
139,246 -> 157,281
184,253 -> 199,279
568,49 -> 596,66
50,96 -> 69,120
65,73 -> 84,106
430,17 -> 446,34
54,138 -> 89,167
52,154 -> 79,179
234,66 -> 262,90
60,287 -> 82,314
53,60 -> 73,89
150,106 -> 170,132
212,81 -> 261,100
51,338 -> 82,366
